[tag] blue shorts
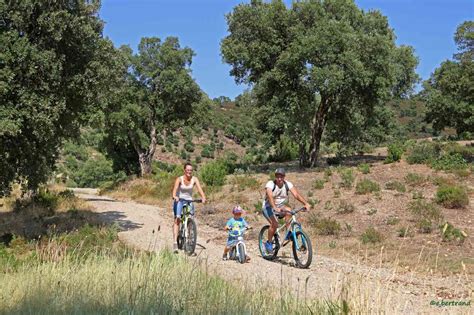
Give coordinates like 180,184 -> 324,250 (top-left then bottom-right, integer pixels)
172,200 -> 194,218
262,205 -> 285,221
226,237 -> 238,247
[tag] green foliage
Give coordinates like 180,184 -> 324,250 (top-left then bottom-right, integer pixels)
360,227 -> 383,244
229,176 -> 260,192
435,185 -> 469,208
199,161 -> 227,187
408,199 -> 443,233
221,0 -> 418,167
385,216 -> 400,226
397,227 -> 413,238
423,21 -> 474,135
404,173 -> 426,186
357,163 -> 370,174
384,181 -> 406,193
405,141 -> 441,164
201,144 -> 215,158
336,200 -> 355,214
384,143 -> 404,164
339,168 -> 354,189
432,153 -> 468,171
270,135 -> 299,162
355,179 -> 380,195
313,179 -> 325,190
309,215 -> 341,236
440,222 -> 467,244
0,1 -> 117,196
184,141 -> 195,153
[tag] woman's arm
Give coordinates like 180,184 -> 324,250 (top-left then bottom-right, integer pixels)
172,177 -> 180,202
194,177 -> 206,203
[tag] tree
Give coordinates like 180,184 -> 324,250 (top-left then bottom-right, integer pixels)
423,21 -> 474,135
103,37 -> 202,176
0,0 -> 117,196
221,0 -> 418,166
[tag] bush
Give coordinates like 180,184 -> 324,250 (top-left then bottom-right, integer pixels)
404,173 -> 426,186
384,143 -> 403,163
201,144 -> 215,158
357,163 -> 370,174
431,153 -> 467,171
309,216 -> 341,236
435,185 -> 469,208
385,216 -> 400,225
397,227 -> 413,238
194,156 -> 202,164
360,226 -> 383,244
336,200 -> 355,214
339,168 -> 354,188
355,179 -> 380,194
408,199 -> 443,233
406,141 -> 441,164
199,161 -> 227,187
271,135 -> 298,162
313,179 -> 325,190
74,156 -> 117,188
440,222 -> 467,243
384,181 -> 406,193
184,141 -> 195,153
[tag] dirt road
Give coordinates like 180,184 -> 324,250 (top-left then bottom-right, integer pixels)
74,188 -> 471,314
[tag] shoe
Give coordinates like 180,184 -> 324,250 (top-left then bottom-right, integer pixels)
264,241 -> 273,253
284,231 -> 292,241
173,243 -> 178,253
245,255 -> 251,262
222,254 -> 228,261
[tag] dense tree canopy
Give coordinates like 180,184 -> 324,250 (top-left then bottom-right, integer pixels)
423,21 -> 474,135
221,0 -> 418,166
0,0 -> 117,196
103,37 -> 202,176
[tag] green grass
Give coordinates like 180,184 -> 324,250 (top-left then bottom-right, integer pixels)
309,214 -> 341,236
355,179 -> 380,195
404,173 -> 426,186
360,226 -> 383,244
384,181 -> 406,193
408,199 -> 443,233
435,185 -> 469,209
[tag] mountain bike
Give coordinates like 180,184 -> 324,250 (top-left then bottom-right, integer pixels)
258,207 -> 312,268
228,226 -> 251,264
176,198 -> 202,255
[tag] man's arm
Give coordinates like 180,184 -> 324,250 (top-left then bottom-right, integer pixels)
290,187 -> 311,210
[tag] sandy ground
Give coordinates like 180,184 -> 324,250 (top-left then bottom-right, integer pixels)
73,188 -> 472,314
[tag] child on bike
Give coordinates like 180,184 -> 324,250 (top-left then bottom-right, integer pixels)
222,205 -> 250,261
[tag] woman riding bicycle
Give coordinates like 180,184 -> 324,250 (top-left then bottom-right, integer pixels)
172,162 -> 206,253
262,168 -> 310,253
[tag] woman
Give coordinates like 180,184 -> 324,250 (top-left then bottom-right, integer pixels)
171,162 -> 206,253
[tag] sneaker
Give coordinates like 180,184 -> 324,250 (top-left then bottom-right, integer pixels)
245,255 -> 251,262
173,243 -> 178,253
222,254 -> 228,261
264,241 -> 273,253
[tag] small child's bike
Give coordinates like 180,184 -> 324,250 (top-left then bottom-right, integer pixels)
177,198 -> 202,255
228,226 -> 251,264
258,207 -> 312,268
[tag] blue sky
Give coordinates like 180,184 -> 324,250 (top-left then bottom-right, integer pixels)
100,0 -> 473,99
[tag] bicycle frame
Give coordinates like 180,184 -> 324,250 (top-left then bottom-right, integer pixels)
274,209 -> 305,250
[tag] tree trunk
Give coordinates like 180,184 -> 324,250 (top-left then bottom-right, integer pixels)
129,124 -> 157,177
298,141 -> 308,168
308,97 -> 330,167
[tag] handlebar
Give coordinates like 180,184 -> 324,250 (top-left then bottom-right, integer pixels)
274,207 -> 307,217
177,198 -> 203,203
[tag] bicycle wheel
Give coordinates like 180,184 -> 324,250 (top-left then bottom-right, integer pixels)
292,230 -> 312,268
177,224 -> 184,250
237,243 -> 246,264
184,217 -> 197,255
258,225 -> 279,260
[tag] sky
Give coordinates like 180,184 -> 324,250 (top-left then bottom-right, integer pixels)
100,0 -> 473,99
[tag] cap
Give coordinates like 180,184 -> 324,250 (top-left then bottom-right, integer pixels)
275,168 -> 286,176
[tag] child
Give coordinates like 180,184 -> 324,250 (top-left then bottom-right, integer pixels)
222,205 -> 250,261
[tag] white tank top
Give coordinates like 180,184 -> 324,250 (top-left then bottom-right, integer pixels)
178,176 -> 194,200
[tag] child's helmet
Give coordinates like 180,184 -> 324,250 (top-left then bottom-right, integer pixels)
232,205 -> 243,214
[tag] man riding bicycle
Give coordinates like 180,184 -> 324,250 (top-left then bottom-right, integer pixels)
262,168 -> 311,253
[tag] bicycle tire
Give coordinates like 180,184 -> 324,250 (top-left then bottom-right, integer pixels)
177,224 -> 184,250
258,225 -> 279,260
184,217 -> 197,255
237,243 -> 246,264
292,230 -> 312,268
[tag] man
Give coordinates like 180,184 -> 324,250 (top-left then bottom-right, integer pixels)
262,168 -> 311,253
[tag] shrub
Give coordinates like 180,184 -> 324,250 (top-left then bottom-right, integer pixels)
309,215 -> 341,236
404,173 -> 426,186
431,153 -> 467,171
201,145 -> 214,159
271,135 -> 298,162
360,226 -> 383,244
431,176 -> 454,186
74,156 -> 117,188
384,181 -> 406,193
408,199 -> 443,233
397,227 -> 413,238
336,200 -> 355,214
199,161 -> 227,187
366,208 -> 377,215
195,156 -> 202,164
385,216 -> 400,225
184,141 -> 195,153
313,179 -> 325,190
440,222 -> 467,243
357,163 -> 370,174
435,185 -> 469,208
406,141 -> 441,164
339,168 -> 354,189
384,143 -> 403,163
355,179 -> 380,194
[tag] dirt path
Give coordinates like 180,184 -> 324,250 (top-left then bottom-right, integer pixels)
74,188 -> 471,314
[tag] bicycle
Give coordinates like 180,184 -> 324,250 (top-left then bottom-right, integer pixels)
176,198 -> 202,255
228,226 -> 252,264
258,207 -> 313,268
